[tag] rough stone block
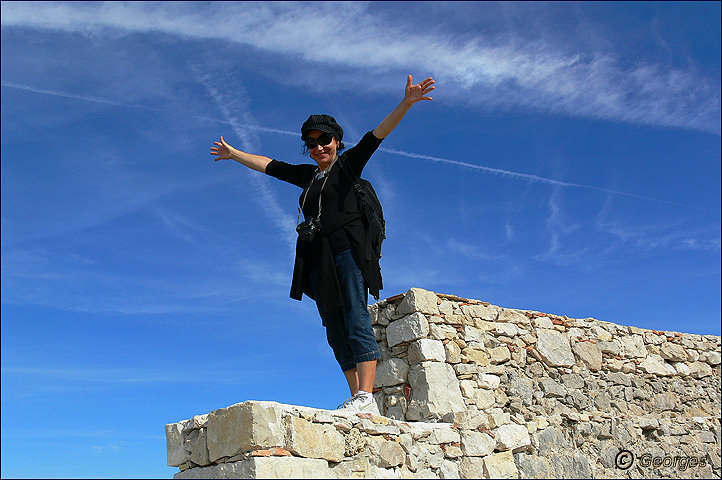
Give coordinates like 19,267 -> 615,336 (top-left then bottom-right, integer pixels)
461,303 -> 498,320
439,459 -> 460,479
478,373 -> 501,390
461,325 -> 485,343
535,329 -> 575,367
659,341 -> 688,361
285,416 -> 344,463
483,451 -> 518,478
488,346 -> 511,364
461,347 -> 489,366
174,457 -> 334,479
408,362 -> 466,420
375,358 -> 410,387
387,312 -> 429,347
497,309 -> 529,324
186,428 -> 210,466
475,389 -> 495,409
515,453 -> 552,478
619,334 -> 647,358
408,338 -> 447,364
459,456 -> 485,478
460,430 -> 495,456
166,420 -> 191,467
396,288 -> 439,317
638,354 -> 676,376
533,317 -> 554,329
206,401 -> 284,463
688,361 -> 714,378
377,440 -> 405,468
572,340 -> 602,371
493,322 -> 519,337
494,423 -> 531,452
539,378 -> 566,397
427,425 -> 461,445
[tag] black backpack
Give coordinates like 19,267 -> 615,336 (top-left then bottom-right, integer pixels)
338,159 -> 386,261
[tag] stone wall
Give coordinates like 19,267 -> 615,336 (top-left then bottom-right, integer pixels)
166,288 -> 721,478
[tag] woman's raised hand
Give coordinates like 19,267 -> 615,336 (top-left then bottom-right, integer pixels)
210,136 -> 234,161
403,75 -> 435,107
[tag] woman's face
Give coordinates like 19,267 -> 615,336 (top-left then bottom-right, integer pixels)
306,130 -> 338,168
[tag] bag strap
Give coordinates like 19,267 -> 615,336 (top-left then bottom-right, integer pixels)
338,156 -> 375,261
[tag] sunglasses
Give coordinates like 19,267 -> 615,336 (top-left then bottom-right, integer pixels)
304,132 -> 335,149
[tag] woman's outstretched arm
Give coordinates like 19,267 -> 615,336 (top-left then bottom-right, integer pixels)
210,136 -> 272,173
372,75 -> 435,139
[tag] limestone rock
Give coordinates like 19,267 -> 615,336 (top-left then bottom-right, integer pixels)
285,416 -> 345,463
494,423 -> 531,452
460,430 -> 495,456
688,361 -> 714,378
396,288 -> 439,317
659,341 -> 688,361
408,362 -> 466,420
515,453 -> 552,478
619,334 -> 647,358
427,425 -> 461,445
475,389 -> 495,409
408,338 -> 446,364
478,373 -> 501,390
483,451 -> 518,478
539,378 -> 566,397
175,457 -> 333,479
638,354 -> 676,376
206,401 -> 284,463
705,351 -> 721,366
459,456 -> 485,478
461,347 -> 489,365
572,340 -> 602,371
535,329 -> 575,367
461,325 -> 485,343
533,317 -> 554,329
444,341 -> 462,364
377,440 -> 405,468
186,428 -> 210,466
166,420 -> 191,467
493,322 -> 519,337
461,303 -> 498,321
497,309 -> 529,324
488,346 -> 511,364
375,358 -> 410,387
387,312 -> 429,347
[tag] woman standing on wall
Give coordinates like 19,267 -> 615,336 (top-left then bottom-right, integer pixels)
210,75 -> 435,414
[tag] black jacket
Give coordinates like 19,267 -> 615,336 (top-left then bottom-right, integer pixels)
265,131 -> 383,312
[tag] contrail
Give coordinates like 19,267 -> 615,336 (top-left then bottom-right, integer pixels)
190,70 -> 298,251
377,147 -> 706,210
1,81 -> 149,109
1,80 -> 704,211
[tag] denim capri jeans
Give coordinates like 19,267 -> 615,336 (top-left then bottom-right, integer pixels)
309,249 -> 382,372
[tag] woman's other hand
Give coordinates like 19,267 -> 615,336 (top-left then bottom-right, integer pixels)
210,136 -> 234,161
402,75 -> 435,107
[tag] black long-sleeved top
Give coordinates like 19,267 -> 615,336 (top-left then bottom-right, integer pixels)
265,131 -> 383,312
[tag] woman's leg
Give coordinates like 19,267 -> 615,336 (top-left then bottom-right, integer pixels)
341,360 -> 377,395
333,250 -> 381,390
309,267 -> 357,376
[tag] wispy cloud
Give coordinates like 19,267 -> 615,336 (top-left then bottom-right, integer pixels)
597,219 -> 721,253
2,2 -> 718,134
193,68 -> 298,251
2,78 -> 706,213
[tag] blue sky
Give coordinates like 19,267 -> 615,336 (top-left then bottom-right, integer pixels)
1,1 -> 719,478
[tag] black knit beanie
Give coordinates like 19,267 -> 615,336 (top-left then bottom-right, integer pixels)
301,114 -> 344,141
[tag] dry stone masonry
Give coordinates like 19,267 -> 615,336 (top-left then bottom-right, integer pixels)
166,288 -> 721,478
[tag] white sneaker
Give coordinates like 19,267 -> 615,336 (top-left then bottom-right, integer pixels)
335,393 -> 381,415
